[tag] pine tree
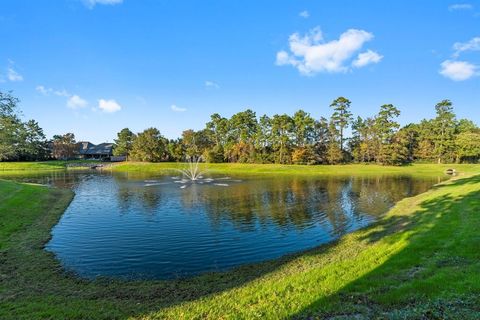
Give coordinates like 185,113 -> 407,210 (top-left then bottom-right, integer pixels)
329,97 -> 353,155
113,128 -> 136,160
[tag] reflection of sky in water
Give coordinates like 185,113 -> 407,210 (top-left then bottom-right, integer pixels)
5,171 -> 442,280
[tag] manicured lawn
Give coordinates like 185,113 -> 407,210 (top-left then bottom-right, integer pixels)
2,160 -> 478,178
1,164 -> 480,319
111,162 -> 479,178
0,160 -> 98,172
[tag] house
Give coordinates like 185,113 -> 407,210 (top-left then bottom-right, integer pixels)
77,142 -> 114,160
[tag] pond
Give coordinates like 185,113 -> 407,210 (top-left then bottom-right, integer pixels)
4,171 -> 444,279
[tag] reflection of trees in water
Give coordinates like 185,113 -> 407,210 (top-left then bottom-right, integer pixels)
5,170 -> 87,189
179,185 -> 209,210
7,172 -> 440,232
199,178 -> 348,234
112,173 -> 163,216
136,188 -> 162,213
197,176 -> 438,235
321,178 -> 350,236
351,176 -> 435,217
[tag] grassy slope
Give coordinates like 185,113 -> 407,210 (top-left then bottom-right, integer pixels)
1,160 -> 477,177
111,162 -> 478,178
0,160 -> 97,171
0,165 -> 479,319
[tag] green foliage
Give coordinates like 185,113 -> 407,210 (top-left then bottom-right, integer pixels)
52,133 -> 77,160
456,118 -> 478,134
203,145 -> 224,163
292,146 -> 317,165
0,91 -> 49,161
166,139 -> 184,162
292,110 -> 315,147
329,96 -> 353,154
113,128 -> 136,158
432,99 -> 456,163
130,128 -> 167,162
191,99 -> 476,166
270,114 -> 294,164
455,132 -> 480,163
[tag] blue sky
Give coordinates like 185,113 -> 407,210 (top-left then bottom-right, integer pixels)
0,0 -> 479,143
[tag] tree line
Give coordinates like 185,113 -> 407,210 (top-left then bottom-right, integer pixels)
114,97 -> 480,165
1,90 -> 479,164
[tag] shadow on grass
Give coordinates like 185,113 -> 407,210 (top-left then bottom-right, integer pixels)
2,175 -> 480,319
291,175 -> 480,319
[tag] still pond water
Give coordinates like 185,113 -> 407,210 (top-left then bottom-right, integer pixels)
7,171 -> 443,279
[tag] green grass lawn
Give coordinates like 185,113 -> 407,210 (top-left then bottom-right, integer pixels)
1,164 -> 480,319
0,160 -> 99,172
111,161 -> 479,178
2,160 -> 478,177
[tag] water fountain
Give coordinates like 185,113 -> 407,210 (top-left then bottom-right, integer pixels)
144,156 -> 240,189
176,155 -> 206,181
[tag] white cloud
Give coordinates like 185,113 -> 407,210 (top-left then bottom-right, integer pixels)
171,104 -> 187,112
299,10 -> 310,18
448,3 -> 473,11
205,80 -> 220,89
352,50 -> 383,68
83,0 -> 123,9
36,85 -> 71,97
440,60 -> 477,81
453,36 -> 480,57
276,27 -> 379,75
54,89 -> 70,97
7,67 -> 23,81
36,85 -> 50,95
67,95 -> 88,109
98,99 -> 122,113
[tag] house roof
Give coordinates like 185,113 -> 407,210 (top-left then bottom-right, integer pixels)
77,142 -> 113,155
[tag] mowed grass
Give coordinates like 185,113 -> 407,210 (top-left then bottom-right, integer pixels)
1,160 -> 478,177
111,161 -> 479,178
1,164 -> 480,319
0,160 -> 98,172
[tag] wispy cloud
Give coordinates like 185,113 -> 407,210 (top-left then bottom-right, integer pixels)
448,3 -> 473,11
276,27 -> 381,75
67,95 -> 88,109
352,49 -> 383,68
98,99 -> 122,113
440,60 -> 477,81
171,104 -> 187,112
299,10 -> 309,18
7,67 -> 23,81
36,85 -> 50,95
37,85 -> 123,113
205,80 -> 220,89
453,36 -> 480,57
439,36 -> 480,81
83,0 -> 123,9
5,60 -> 23,82
36,85 -> 89,109
36,85 -> 70,97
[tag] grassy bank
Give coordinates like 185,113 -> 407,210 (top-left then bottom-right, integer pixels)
2,161 -> 478,177
0,160 -> 98,172
111,162 -> 479,178
1,167 -> 480,319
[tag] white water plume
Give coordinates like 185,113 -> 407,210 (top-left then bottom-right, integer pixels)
144,156 -> 241,189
